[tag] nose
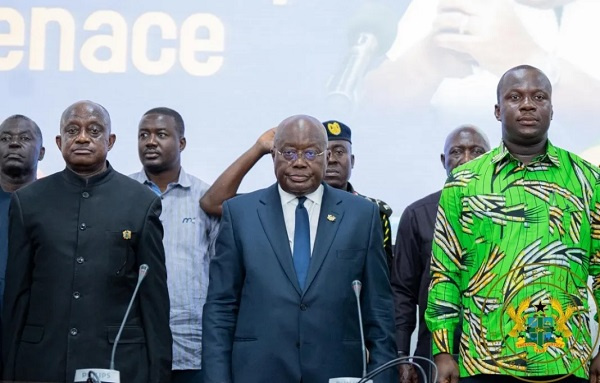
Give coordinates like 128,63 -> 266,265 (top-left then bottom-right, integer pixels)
462,150 -> 476,164
75,129 -> 90,143
291,155 -> 308,167
145,134 -> 157,147
8,137 -> 21,148
520,96 -> 536,110
327,153 -> 338,165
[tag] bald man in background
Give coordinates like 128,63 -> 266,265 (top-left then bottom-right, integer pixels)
392,125 -> 490,382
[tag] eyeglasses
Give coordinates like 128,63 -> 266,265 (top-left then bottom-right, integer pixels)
276,149 -> 325,162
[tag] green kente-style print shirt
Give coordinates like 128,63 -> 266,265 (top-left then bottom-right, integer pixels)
425,141 -> 600,379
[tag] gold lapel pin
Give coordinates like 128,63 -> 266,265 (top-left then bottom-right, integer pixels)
122,230 -> 132,240
327,214 -> 336,222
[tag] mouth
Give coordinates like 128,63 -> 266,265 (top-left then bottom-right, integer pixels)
73,148 -> 92,155
288,174 -> 310,182
143,151 -> 160,159
325,169 -> 339,176
4,153 -> 23,159
517,116 -> 538,125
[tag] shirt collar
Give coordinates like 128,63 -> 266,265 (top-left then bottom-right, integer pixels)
491,140 -> 561,167
137,167 -> 192,189
345,182 -> 356,195
61,161 -> 114,187
278,183 -> 324,206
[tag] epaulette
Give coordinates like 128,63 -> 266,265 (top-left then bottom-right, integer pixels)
356,193 -> 393,216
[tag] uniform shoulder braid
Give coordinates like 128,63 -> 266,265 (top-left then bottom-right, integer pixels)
357,193 -> 393,217
345,183 -> 393,216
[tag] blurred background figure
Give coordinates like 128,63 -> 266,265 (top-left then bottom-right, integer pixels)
392,125 -> 489,383
365,0 -> 600,155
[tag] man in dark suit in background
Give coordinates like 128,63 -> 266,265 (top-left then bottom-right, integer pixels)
2,100 -> 172,382
0,115 -> 45,306
392,125 -> 490,382
202,115 -> 397,383
0,114 -> 45,376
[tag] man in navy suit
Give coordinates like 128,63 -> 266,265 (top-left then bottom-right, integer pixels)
202,115 -> 396,383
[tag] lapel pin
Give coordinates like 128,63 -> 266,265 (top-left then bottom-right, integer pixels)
122,230 -> 132,240
327,214 -> 336,222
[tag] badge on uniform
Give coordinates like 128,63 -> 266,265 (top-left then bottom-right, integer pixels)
327,214 -> 336,222
122,230 -> 132,240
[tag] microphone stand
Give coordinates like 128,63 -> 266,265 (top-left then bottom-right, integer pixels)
357,355 -> 437,383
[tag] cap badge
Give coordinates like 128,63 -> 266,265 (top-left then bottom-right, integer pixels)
327,122 -> 341,136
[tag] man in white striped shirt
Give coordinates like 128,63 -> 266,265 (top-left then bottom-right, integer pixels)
130,107 -> 219,383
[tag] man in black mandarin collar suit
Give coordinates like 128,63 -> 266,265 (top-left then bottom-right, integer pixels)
2,100 -> 172,382
202,115 -> 396,383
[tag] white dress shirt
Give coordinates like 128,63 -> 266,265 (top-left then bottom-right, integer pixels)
278,184 -> 324,256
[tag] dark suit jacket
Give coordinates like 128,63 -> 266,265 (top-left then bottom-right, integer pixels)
2,165 -> 172,383
202,183 -> 397,383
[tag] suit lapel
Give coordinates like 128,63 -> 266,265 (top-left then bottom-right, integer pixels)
304,184 -> 344,293
257,184 -> 302,295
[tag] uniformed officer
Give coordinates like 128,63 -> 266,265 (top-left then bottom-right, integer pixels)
322,120 -> 393,270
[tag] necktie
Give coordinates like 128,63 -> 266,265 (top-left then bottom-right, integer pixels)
293,196 -> 310,290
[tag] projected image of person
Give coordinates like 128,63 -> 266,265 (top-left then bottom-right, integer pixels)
425,65 -> 600,383
130,107 -> 219,383
1,101 -> 172,383
365,0 -> 600,153
392,124 -> 489,383
202,115 -> 396,383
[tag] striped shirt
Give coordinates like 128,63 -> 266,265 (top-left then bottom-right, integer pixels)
130,168 -> 220,370
425,141 -> 600,379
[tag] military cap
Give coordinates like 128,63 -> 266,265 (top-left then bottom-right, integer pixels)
323,120 -> 352,144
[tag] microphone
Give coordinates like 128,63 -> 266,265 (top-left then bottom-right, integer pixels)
326,1 -> 403,114
328,280 -> 373,383
73,264 -> 150,383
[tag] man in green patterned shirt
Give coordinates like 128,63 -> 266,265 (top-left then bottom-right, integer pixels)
425,65 -> 600,383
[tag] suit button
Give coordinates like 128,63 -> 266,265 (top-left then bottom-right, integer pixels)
300,304 -> 307,311
70,328 -> 78,336
73,292 -> 81,299
296,342 -> 300,348
76,257 -> 84,264
82,192 -> 90,198
79,223 -> 86,231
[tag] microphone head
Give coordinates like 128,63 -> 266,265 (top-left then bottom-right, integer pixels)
138,264 -> 149,281
347,2 -> 403,55
352,280 -> 362,296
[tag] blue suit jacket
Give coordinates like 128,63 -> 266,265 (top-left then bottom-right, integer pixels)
202,183 -> 396,383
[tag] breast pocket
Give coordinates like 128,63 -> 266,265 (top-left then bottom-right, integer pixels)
549,204 -> 587,246
105,230 -> 136,276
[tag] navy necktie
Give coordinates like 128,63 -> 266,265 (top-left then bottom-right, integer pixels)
293,196 -> 310,290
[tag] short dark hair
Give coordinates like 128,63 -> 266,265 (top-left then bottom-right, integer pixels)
0,114 -> 43,145
496,64 -> 551,102
143,107 -> 185,136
